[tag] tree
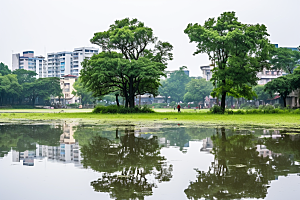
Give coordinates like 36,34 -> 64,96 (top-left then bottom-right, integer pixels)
81,18 -> 173,108
0,62 -> 11,76
0,74 -> 22,106
72,77 -> 96,106
183,78 -> 213,104
184,11 -> 273,113
12,69 -> 36,85
23,77 -> 62,106
253,85 -> 271,105
264,75 -> 298,107
270,47 -> 300,74
158,66 -> 191,103
158,79 -> 170,103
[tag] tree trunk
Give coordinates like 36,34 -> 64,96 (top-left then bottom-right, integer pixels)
115,94 -> 120,107
129,77 -> 135,108
283,95 -> 287,108
221,92 -> 226,113
115,128 -> 119,139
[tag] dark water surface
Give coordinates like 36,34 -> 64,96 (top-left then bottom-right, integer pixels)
1,123 -> 300,200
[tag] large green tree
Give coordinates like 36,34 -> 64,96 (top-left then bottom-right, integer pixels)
270,47 -> 300,74
81,18 -> 173,108
0,62 -> 11,76
184,11 -> 273,113
158,66 -> 191,103
183,78 -> 213,104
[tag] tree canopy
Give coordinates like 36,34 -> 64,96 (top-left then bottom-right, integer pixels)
270,47 -> 300,74
264,69 -> 300,107
72,77 -> 96,105
0,62 -> 11,76
184,11 -> 273,112
81,18 -> 173,108
183,78 -> 213,104
158,66 -> 191,103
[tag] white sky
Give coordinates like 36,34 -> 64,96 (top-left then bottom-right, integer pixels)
1,0 -> 299,77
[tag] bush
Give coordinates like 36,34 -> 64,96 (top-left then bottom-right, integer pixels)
235,109 -> 245,114
210,105 -> 223,114
226,109 -> 234,114
93,105 -> 154,114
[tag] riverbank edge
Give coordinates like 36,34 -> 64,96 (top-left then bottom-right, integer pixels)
0,112 -> 299,130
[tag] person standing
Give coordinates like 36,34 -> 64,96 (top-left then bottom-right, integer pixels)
177,104 -> 181,113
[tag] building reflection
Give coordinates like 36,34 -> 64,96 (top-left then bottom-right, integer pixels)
11,123 -> 82,167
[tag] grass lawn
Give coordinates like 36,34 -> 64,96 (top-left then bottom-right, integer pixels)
0,109 -> 299,128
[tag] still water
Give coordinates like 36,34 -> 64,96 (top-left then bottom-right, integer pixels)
1,123 -> 300,200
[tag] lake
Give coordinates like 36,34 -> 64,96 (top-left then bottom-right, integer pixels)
1,122 -> 300,200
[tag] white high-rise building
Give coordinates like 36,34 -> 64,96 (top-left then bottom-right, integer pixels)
47,51 -> 72,78
71,47 -> 98,76
12,51 -> 47,79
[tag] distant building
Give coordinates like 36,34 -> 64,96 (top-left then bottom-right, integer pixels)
60,74 -> 78,104
12,51 -> 47,78
200,65 -> 214,81
71,47 -> 98,76
47,51 -> 72,78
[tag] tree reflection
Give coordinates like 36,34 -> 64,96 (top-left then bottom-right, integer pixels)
184,128 -> 300,200
80,128 -> 173,199
0,125 -> 63,157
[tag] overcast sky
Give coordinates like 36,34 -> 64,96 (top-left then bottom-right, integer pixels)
1,0 -> 299,76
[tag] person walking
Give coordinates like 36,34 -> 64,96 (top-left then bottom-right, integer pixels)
177,104 -> 181,113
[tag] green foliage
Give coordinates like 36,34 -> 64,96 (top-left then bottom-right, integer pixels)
83,18 -> 173,108
185,11 -> 273,112
184,78 -> 213,103
0,62 -> 11,76
209,105 -> 223,114
264,74 -> 300,107
253,85 -> 271,102
23,77 -> 62,106
270,47 -> 300,74
93,105 -> 154,114
0,74 -> 23,105
158,66 -> 191,103
72,78 -> 96,105
169,101 -> 176,107
12,69 -> 36,84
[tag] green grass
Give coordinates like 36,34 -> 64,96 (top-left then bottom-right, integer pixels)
0,109 -> 299,128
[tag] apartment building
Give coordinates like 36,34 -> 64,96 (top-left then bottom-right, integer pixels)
47,51 -> 72,78
12,51 -> 47,78
46,47 -> 98,78
71,47 -> 98,76
60,74 -> 78,104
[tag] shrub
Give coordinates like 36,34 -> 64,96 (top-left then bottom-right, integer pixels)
235,109 -> 245,114
226,109 -> 234,114
169,101 -> 176,107
93,105 -> 154,114
210,105 -> 223,114
258,105 -> 265,110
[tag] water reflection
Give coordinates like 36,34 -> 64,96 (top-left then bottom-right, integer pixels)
185,127 -> 300,200
80,127 -> 173,199
1,123 -> 300,199
0,123 -> 83,167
